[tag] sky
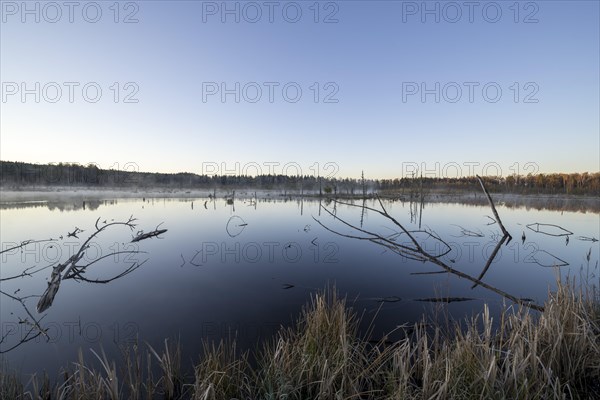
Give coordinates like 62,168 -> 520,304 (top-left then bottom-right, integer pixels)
1,0 -> 599,180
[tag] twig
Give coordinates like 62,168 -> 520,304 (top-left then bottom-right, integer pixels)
526,223 -> 573,237
451,224 -> 484,238
0,239 -> 55,255
0,263 -> 53,282
226,216 -> 247,238
1,289 -> 49,340
484,215 -> 497,226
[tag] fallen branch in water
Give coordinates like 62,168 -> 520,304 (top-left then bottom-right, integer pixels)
37,216 -> 151,313
471,234 -> 509,289
1,216 -> 163,354
314,180 -> 542,312
0,263 -> 53,282
414,297 -> 476,303
131,223 -> 167,242
451,224 -> 484,238
525,249 -> 569,268
526,223 -> 573,237
226,216 -> 247,238
0,239 -> 55,255
410,270 -> 448,276
484,215 -> 497,225
476,175 -> 512,243
0,289 -> 48,353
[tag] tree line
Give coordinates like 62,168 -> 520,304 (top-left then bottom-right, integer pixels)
1,161 -> 598,195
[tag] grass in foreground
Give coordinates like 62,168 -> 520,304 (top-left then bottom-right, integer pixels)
2,280 -> 599,399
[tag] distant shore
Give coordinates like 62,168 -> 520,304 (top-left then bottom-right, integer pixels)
1,185 -> 599,213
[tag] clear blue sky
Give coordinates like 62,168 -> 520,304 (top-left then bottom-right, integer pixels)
1,1 -> 598,179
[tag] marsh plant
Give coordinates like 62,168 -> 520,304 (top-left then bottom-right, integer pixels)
1,276 -> 599,400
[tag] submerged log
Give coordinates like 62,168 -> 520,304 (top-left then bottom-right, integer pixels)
414,297 -> 476,303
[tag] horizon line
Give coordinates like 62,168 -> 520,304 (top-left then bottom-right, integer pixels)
1,160 -> 599,181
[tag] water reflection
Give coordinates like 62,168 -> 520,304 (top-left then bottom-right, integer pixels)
0,192 -> 598,379
0,215 -> 168,355
1,190 -> 599,213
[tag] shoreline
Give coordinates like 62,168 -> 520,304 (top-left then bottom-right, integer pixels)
1,186 -> 599,213
1,185 -> 599,198
2,281 -> 598,399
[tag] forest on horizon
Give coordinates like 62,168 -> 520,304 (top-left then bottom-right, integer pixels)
1,161 -> 599,196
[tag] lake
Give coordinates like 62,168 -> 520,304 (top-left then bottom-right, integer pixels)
1,191 -> 599,378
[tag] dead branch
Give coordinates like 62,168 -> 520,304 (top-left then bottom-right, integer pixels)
374,296 -> 402,303
410,270 -> 448,276
131,225 -> 168,242
37,253 -> 84,313
67,227 -> 84,239
226,216 -> 247,238
0,263 -> 53,282
1,216 -> 162,353
0,320 -> 45,354
0,239 -> 55,255
525,250 -> 569,268
471,234 -> 509,289
526,223 -> 573,237
68,260 -> 148,283
37,216 -> 147,313
451,224 -> 484,238
476,175 -> 512,243
1,289 -> 49,343
315,187 -> 543,311
64,251 -> 147,282
484,215 -> 497,226
414,297 -> 475,303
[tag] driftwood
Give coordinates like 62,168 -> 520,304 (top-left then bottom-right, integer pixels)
314,179 -> 544,312
476,175 -> 512,243
471,234 -> 509,289
375,296 -> 402,303
2,216 -> 163,353
131,223 -> 167,242
526,223 -> 573,237
37,252 -> 84,312
414,297 -> 475,303
36,216 -> 147,313
131,230 -> 167,242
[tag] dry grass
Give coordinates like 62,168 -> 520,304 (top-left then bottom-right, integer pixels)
2,278 -> 599,399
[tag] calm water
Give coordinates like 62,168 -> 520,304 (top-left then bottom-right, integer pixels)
1,193 -> 599,377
